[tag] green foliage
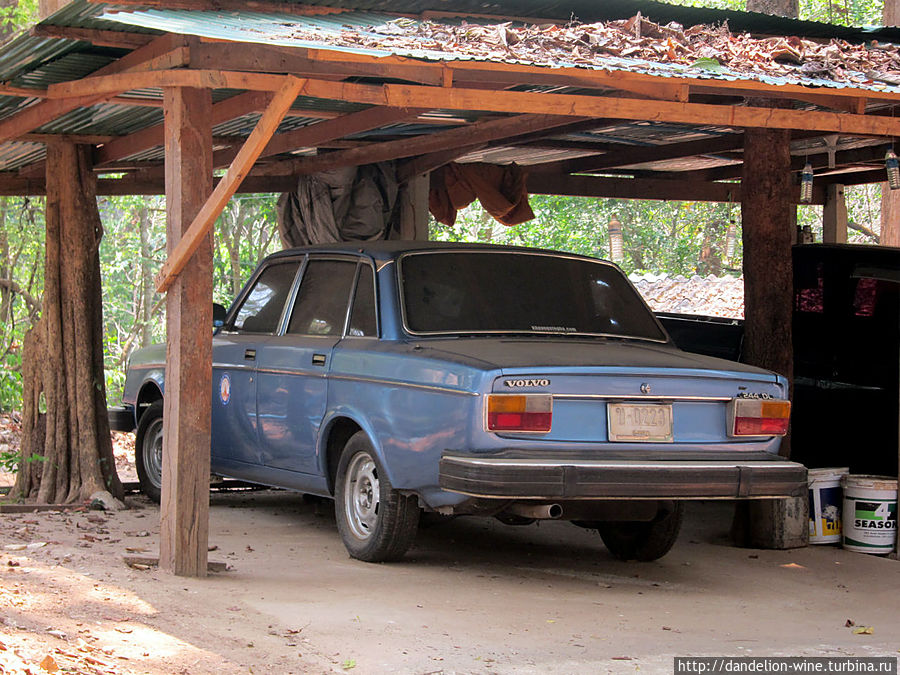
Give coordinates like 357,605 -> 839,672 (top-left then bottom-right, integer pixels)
0,0 -> 38,34
0,447 -> 45,475
656,0 -> 884,26
0,192 -> 281,411
431,196 -> 743,277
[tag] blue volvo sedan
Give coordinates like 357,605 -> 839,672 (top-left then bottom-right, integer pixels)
122,242 -> 805,562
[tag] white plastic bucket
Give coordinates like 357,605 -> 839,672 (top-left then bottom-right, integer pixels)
808,467 -> 848,544
841,475 -> 898,555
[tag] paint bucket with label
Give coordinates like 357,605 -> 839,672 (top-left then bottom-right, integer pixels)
841,475 -> 898,555
808,467 -> 848,544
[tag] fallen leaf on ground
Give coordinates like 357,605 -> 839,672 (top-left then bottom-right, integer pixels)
38,654 -> 59,672
852,626 -> 874,635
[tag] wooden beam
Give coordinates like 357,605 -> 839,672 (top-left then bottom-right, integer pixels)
0,84 -> 47,98
30,25 -> 156,49
397,146 -> 486,182
97,91 -> 273,165
286,79 -> 900,138
0,95 -> 113,144
823,183 -> 849,243
189,42 -> 445,87
257,113 -> 586,176
0,34 -> 193,144
307,49 -> 900,106
212,105 -> 426,167
0,172 -> 298,196
156,77 -> 303,293
526,172 -> 826,204
159,85 -> 213,578
87,0 -> 349,14
47,70 -> 289,100
532,133 -> 746,175
21,132 -> 116,144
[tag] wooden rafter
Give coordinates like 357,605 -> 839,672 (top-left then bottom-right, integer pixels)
528,173 -> 826,205
31,25 -> 156,49
305,48 -> 900,107
531,133 -> 747,175
48,70 -> 289,99
97,91 -> 273,166
155,76 -> 302,293
0,34 -> 191,144
256,113 -> 587,176
189,42 -> 446,87
211,105 -> 427,168
283,79 -> 900,138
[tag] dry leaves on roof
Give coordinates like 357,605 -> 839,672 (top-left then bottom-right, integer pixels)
296,13 -> 900,88
632,274 -> 745,318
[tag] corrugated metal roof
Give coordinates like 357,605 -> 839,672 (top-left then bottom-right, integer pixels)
100,8 -> 900,96
260,0 -> 900,42
0,0 -> 892,182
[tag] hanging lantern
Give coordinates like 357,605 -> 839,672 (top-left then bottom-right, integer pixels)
724,220 -> 737,261
886,150 -> 900,190
799,162 -> 814,204
608,214 -> 624,263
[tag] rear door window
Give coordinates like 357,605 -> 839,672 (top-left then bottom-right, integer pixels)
287,258 -> 358,336
231,261 -> 300,333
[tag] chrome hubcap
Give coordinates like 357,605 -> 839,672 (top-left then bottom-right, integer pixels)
343,452 -> 380,541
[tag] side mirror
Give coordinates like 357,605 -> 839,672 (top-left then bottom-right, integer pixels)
213,303 -> 227,328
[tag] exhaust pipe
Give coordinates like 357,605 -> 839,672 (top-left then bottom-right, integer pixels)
505,503 -> 564,520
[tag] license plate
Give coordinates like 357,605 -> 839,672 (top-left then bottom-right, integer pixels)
607,403 -> 674,442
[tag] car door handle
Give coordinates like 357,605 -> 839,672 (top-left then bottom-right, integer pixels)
312,353 -> 327,366
244,349 -> 256,361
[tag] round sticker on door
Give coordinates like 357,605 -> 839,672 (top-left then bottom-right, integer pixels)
219,373 -> 231,405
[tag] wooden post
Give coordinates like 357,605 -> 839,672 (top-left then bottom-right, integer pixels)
734,122 -> 808,550
823,184 -> 848,243
397,173 -> 430,240
159,87 -> 213,577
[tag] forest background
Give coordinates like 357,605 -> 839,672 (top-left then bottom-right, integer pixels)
0,0 -> 892,418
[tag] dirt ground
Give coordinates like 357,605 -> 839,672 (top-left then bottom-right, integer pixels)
1,486 -> 899,675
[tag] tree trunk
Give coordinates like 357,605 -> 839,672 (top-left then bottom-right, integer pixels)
138,205 -> 154,347
741,125 -> 794,456
746,0 -> 798,17
14,142 -> 122,503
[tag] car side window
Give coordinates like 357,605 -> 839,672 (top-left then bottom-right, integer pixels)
231,261 -> 299,333
348,264 -> 377,337
287,259 -> 357,336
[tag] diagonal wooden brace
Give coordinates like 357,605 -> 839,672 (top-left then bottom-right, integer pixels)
155,76 -> 304,293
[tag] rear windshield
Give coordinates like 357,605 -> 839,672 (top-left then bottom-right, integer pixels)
400,251 -> 666,341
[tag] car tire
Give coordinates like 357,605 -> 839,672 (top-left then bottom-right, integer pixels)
135,400 -> 164,503
596,501 -> 684,562
334,431 -> 419,562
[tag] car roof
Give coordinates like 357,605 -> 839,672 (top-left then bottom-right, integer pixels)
262,240 -> 612,265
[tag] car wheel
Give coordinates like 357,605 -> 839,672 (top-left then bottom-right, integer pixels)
596,501 -> 684,562
334,431 -> 419,562
135,400 -> 164,503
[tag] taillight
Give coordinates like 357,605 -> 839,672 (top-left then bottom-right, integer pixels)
729,398 -> 791,437
486,394 -> 552,433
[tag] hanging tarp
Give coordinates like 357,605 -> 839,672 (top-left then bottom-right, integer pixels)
429,162 -> 534,227
277,162 -> 398,247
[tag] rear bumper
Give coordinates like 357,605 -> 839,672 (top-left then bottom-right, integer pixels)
439,449 -> 807,500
